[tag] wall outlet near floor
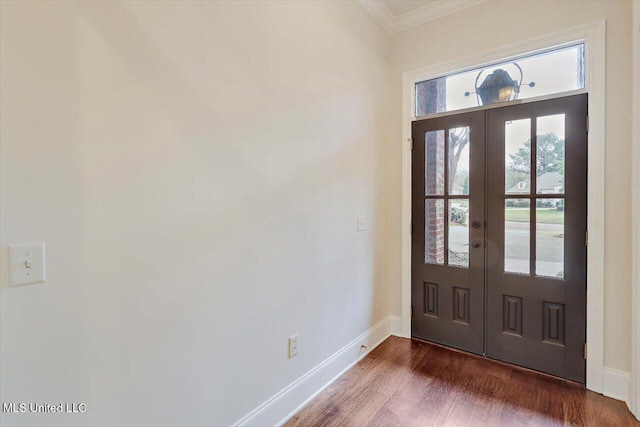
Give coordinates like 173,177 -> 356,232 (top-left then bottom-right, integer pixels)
288,335 -> 299,358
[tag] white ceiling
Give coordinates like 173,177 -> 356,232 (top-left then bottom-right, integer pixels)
381,0 -> 440,18
359,0 -> 486,34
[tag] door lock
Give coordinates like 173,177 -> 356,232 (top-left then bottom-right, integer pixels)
471,241 -> 483,248
471,221 -> 483,229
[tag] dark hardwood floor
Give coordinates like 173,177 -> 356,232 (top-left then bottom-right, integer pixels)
285,336 -> 638,427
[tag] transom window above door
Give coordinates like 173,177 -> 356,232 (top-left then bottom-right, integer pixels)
415,44 -> 585,116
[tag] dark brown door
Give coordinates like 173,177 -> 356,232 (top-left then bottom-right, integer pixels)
411,94 -> 588,382
486,94 -> 588,382
411,111 -> 485,355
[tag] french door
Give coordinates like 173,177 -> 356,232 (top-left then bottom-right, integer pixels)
411,94 -> 588,382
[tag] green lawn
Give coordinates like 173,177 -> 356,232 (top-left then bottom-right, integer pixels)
505,207 -> 564,224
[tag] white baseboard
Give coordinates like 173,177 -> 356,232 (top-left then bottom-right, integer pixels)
231,316 -> 392,427
389,315 -> 403,337
603,367 -> 630,406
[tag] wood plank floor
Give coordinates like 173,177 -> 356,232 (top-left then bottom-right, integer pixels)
285,336 -> 638,427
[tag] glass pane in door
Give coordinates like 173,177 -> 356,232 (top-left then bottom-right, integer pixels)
425,130 -> 445,195
536,114 -> 565,194
505,118 -> 531,195
449,199 -> 469,267
505,199 -> 530,274
425,199 -> 445,264
448,127 -> 470,195
536,198 -> 565,278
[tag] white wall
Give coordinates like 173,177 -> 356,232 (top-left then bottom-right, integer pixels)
0,1 -> 390,426
387,0 -> 633,372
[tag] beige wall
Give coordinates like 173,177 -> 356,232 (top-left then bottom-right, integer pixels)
387,0 -> 633,371
0,1 -> 390,425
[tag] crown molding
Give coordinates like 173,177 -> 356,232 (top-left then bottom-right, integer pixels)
358,0 -> 395,33
359,0 -> 486,35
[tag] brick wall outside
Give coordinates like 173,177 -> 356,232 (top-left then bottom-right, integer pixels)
417,78 -> 446,264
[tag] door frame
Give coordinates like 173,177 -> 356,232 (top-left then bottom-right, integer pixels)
400,20 -> 606,393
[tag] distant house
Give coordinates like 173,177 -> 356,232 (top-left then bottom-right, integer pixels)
508,171 -> 564,194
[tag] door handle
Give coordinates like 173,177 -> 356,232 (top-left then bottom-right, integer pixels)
471,221 -> 482,229
471,241 -> 483,248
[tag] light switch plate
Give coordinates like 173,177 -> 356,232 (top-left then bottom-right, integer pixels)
9,243 -> 46,286
357,215 -> 366,231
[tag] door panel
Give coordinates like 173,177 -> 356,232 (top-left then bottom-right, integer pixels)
486,94 -> 587,382
411,94 -> 588,383
411,111 -> 485,354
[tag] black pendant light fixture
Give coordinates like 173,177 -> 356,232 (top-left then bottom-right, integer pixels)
464,63 -> 535,106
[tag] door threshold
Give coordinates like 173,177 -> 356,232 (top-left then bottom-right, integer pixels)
410,336 -> 585,387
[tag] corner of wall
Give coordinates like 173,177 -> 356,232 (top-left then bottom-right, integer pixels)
232,317 -> 393,427
603,367 -> 631,407
629,0 -> 640,420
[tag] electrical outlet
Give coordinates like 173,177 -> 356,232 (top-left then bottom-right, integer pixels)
288,335 -> 299,358
357,215 -> 366,231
